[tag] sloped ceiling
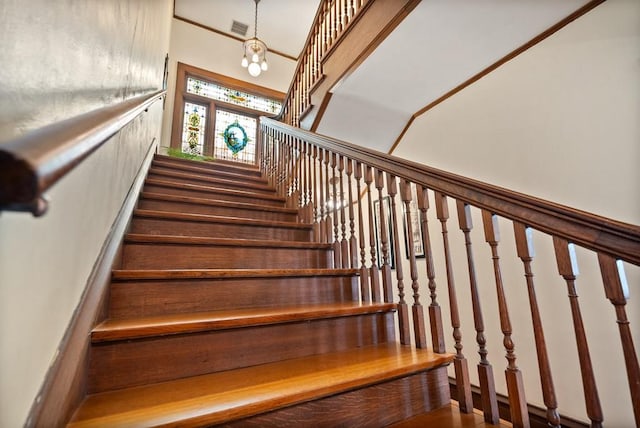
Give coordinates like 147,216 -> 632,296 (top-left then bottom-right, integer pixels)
316,0 -> 591,152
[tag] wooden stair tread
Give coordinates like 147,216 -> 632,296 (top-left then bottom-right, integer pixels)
111,268 -> 359,280
69,344 -> 454,428
151,160 -> 268,183
140,192 -> 297,213
388,402 -> 511,428
124,233 -> 333,249
133,209 -> 312,229
154,154 -> 262,175
145,178 -> 285,202
92,302 -> 395,342
149,168 -> 273,191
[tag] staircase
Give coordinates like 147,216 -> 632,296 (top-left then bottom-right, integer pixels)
68,154 -> 454,427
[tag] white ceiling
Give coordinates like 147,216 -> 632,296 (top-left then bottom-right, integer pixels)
316,0 -> 591,152
174,0 -> 321,59
174,0 -> 592,153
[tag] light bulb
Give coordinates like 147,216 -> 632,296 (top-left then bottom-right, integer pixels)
251,53 -> 260,63
261,59 -> 268,71
248,62 -> 261,77
241,56 -> 248,67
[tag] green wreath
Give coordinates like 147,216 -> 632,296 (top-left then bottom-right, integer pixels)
223,121 -> 249,155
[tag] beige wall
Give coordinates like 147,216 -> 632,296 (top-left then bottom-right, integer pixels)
160,18 -> 297,151
392,1 -> 639,425
0,1 -> 173,426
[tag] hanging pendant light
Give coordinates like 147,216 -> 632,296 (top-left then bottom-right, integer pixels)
241,0 -> 268,77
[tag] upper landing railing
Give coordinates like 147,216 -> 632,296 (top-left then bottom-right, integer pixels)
0,90 -> 166,216
259,117 -> 640,428
278,0 -> 371,127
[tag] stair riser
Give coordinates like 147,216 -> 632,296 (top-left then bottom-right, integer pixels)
109,276 -> 359,318
137,198 -> 297,222
129,217 -> 312,242
148,170 -> 275,194
152,161 -> 268,183
223,368 -> 450,428
121,243 -> 332,269
143,184 -> 284,207
155,156 -> 263,177
88,313 -> 396,393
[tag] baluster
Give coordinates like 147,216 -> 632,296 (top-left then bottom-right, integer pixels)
597,253 -> 640,427
400,180 -> 427,348
417,185 -> 445,353
354,162 -> 370,302
331,153 -> 341,267
324,149 -> 333,244
331,0 -> 337,43
387,174 -> 408,342
553,237 -> 603,427
300,139 -> 307,212
318,149 -> 326,243
289,135 -> 297,208
296,139 -> 304,211
311,146 -> 319,240
435,192 -> 473,412
365,166 -> 380,302
513,222 -> 560,427
482,211 -> 529,427
338,156 -> 349,268
375,169 -> 393,303
457,201 -> 499,424
345,159 -> 358,268
341,0 -> 348,33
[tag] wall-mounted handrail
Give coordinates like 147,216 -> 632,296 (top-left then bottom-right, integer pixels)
0,89 -> 166,216
262,117 -> 640,266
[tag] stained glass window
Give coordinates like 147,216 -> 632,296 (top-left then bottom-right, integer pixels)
187,77 -> 282,115
181,102 -> 207,156
214,110 -> 257,164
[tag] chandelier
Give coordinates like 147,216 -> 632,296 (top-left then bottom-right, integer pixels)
241,0 -> 268,77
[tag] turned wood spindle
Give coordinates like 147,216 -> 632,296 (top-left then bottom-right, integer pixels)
553,237 -> 603,428
457,201 -> 499,424
324,150 -> 333,244
416,185 -> 445,353
354,162 -> 370,302
330,153 -> 341,267
365,166 -> 381,302
386,173 -> 409,342
375,169 -> 393,303
317,149 -> 326,243
435,192 -> 473,413
514,222 -> 560,427
345,159 -> 358,268
400,180 -> 427,348
482,211 -> 529,428
597,253 -> 640,427
338,156 -> 349,268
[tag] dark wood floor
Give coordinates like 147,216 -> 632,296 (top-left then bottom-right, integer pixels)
389,402 -> 511,427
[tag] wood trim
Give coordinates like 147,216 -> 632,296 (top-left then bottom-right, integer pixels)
388,0 -> 606,155
449,379 -> 589,428
24,138 -> 158,427
172,15 -> 297,62
261,118 -> 640,265
0,89 -> 165,215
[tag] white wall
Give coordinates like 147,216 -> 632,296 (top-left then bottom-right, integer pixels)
392,1 -> 639,425
0,1 -> 173,426
160,18 -> 297,151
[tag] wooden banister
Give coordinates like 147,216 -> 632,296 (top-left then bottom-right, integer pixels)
0,89 -> 166,216
259,116 -> 640,426
261,117 -> 640,265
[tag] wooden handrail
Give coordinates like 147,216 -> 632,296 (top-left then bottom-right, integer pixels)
262,117 -> 640,265
0,89 -> 166,216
